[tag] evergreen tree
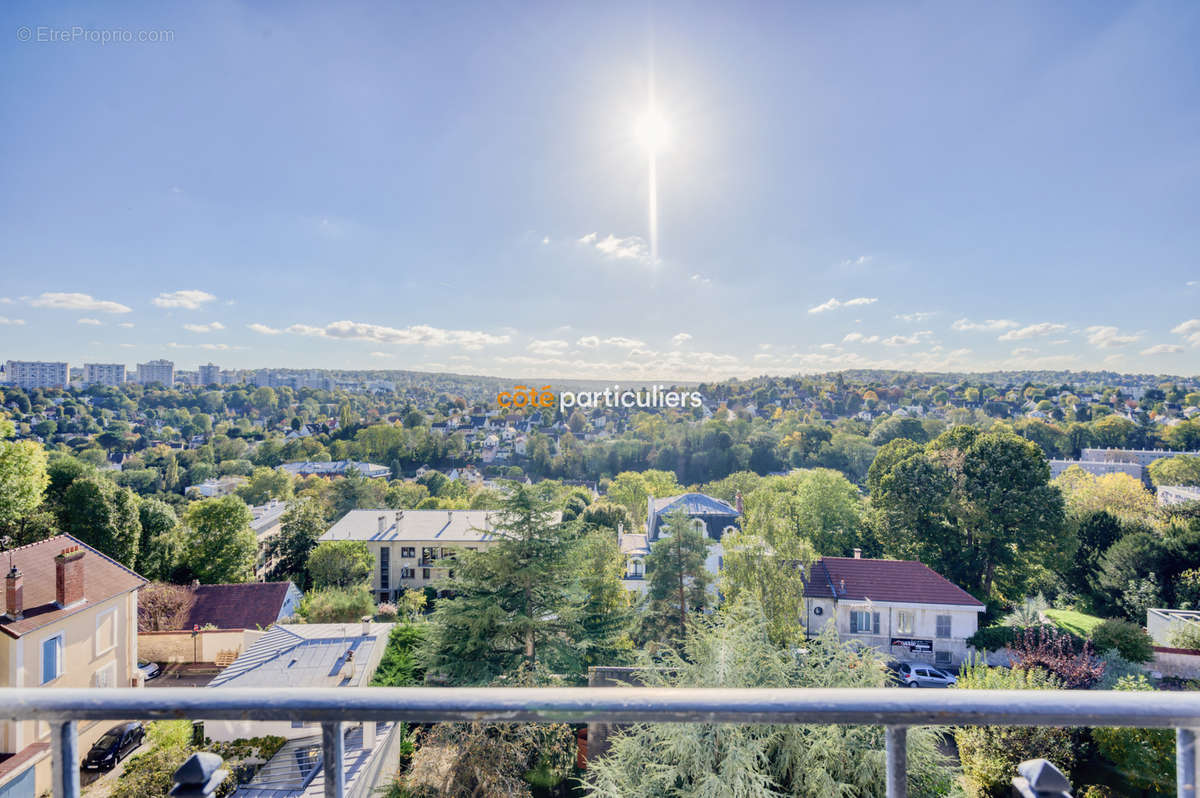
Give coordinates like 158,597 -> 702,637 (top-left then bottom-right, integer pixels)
574,527 -> 635,668
423,484 -> 581,684
640,509 -> 712,647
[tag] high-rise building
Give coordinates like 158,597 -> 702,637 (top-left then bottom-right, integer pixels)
198,362 -> 221,386
3,361 -> 69,390
136,359 -> 175,387
83,363 -> 126,387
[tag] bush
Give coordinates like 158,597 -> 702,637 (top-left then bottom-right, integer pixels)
1010,626 -> 1103,689
376,602 -> 398,621
297,585 -> 376,623
1090,619 -> 1154,663
1171,623 -> 1200,651
954,659 -> 1080,798
967,625 -> 1016,651
1093,649 -> 1145,690
1093,675 -> 1175,792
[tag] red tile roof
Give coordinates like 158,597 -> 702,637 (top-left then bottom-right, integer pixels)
0,535 -> 146,639
184,582 -> 295,631
804,557 -> 984,607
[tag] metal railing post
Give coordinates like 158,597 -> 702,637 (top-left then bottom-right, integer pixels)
885,725 -> 907,798
51,720 -> 79,798
322,721 -> 345,798
1180,728 -> 1198,798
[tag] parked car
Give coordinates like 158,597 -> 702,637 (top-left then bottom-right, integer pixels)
888,661 -> 957,688
82,722 -> 145,771
138,660 -> 161,680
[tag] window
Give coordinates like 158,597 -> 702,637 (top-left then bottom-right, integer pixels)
96,608 -> 117,657
630,559 -> 644,577
936,615 -> 952,639
41,634 -> 63,684
935,651 -> 951,666
94,661 -> 116,688
849,610 -> 878,634
690,519 -> 707,536
895,611 -> 914,635
379,547 -> 390,591
422,568 -> 430,580
400,547 -> 415,558
400,567 -> 414,579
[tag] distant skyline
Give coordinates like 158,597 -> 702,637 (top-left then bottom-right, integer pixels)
2,1 -> 1198,380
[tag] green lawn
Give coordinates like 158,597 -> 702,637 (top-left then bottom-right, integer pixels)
1043,608 -> 1105,637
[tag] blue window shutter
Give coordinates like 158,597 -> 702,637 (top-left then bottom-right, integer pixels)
849,611 -> 858,634
873,612 -> 880,635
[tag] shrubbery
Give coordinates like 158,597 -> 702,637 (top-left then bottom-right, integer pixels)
296,585 -> 376,623
372,623 -> 427,687
1090,618 -> 1154,663
1092,675 -> 1175,792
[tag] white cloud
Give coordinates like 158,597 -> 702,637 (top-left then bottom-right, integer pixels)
120,343 -> 135,348
118,322 -> 134,328
1141,344 -> 1184,355
577,336 -> 600,348
542,236 -> 550,245
0,297 -> 13,304
369,351 -> 392,359
1084,325 -> 1141,349
689,274 -> 712,286
952,318 -> 1019,332
30,292 -> 131,313
1010,347 -> 1037,356
577,232 -> 649,261
0,316 -> 25,326
882,330 -> 933,346
183,321 -> 226,333
1172,319 -> 1200,346
248,323 -> 283,335
842,332 -> 880,343
527,339 -> 569,356
895,312 -> 935,322
671,332 -> 692,346
809,296 -> 877,314
602,336 -> 646,349
77,318 -> 103,326
839,255 -> 873,267
1188,280 -> 1198,287
998,322 -> 1067,341
283,320 -> 510,350
152,290 -> 216,310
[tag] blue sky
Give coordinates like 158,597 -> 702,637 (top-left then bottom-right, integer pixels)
1,0 -> 1198,380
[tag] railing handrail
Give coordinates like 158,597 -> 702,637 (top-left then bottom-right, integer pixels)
6,686 -> 1200,728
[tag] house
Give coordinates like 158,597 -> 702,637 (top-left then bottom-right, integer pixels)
203,622 -> 401,798
617,530 -> 650,592
320,509 -> 506,601
645,492 -> 743,577
187,475 -> 248,498
138,581 -> 303,665
803,553 -> 985,667
1157,485 -> 1200,507
277,461 -> 391,479
0,537 -> 146,798
249,500 -> 288,577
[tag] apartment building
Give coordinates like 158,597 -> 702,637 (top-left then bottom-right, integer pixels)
320,509 -> 508,600
1049,459 -> 1144,480
198,362 -> 221,386
83,363 -> 126,387
1080,447 -> 1200,467
135,359 -> 175,387
3,361 -> 69,390
804,554 -> 985,667
0,537 -> 146,798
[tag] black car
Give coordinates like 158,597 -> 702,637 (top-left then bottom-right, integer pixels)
82,722 -> 144,771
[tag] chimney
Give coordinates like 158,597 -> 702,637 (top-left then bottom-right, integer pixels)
378,515 -> 387,534
853,548 -> 862,559
361,616 -> 371,636
55,546 -> 86,608
4,566 -> 23,621
735,491 -> 744,514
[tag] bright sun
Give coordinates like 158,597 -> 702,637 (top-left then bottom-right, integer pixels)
634,108 -> 670,154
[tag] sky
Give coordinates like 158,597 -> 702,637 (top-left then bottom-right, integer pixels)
1,0 -> 1198,381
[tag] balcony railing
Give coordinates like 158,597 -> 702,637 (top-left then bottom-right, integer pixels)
3,686 -> 1199,798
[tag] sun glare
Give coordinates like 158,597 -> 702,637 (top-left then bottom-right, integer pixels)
634,108 -> 670,154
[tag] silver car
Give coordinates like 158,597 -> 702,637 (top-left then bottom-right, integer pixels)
892,662 -> 957,688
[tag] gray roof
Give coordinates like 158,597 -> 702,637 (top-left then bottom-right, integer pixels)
650,492 -> 740,517
319,509 -> 500,544
208,623 -> 393,689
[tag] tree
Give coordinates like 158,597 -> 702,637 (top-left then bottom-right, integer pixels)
137,498 -> 180,581
307,540 -> 373,589
182,495 -> 256,583
264,498 -> 325,585
397,588 -> 427,621
137,583 -> 194,632
1054,467 -> 1160,528
1092,675 -> 1175,794
63,476 -> 141,568
573,528 -> 634,668
579,500 -> 635,534
423,484 -> 581,684
606,470 -> 682,522
0,419 -> 49,540
869,428 -> 1069,602
1148,453 -> 1200,487
236,466 -> 294,505
720,527 -> 814,647
641,509 -> 712,647
587,601 -> 954,797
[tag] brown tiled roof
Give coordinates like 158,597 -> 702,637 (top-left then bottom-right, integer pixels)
184,582 -> 294,631
804,557 -> 984,607
0,535 -> 147,639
